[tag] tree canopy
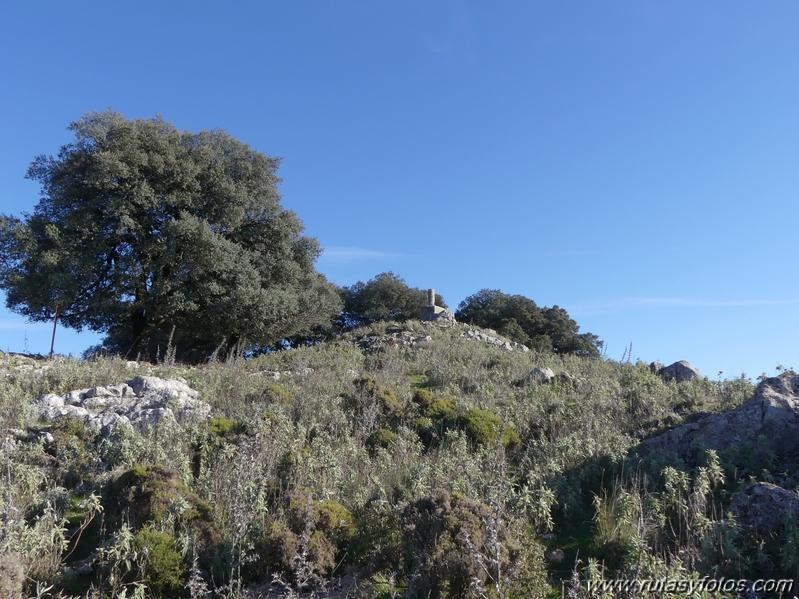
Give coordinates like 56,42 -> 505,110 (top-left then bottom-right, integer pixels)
0,111 -> 341,361
337,272 -> 446,329
454,289 -> 602,357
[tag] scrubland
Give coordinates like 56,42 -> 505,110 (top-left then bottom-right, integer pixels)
2,320 -> 794,599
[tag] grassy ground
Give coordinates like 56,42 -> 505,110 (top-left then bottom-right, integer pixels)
2,320 -> 793,599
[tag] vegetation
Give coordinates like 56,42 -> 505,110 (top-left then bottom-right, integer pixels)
455,289 -> 602,357
2,319 -> 792,599
0,111 -> 341,362
0,114 -> 792,598
337,272 -> 446,329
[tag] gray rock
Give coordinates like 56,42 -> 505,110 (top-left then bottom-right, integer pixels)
85,413 -> 132,437
34,394 -> 65,409
429,308 -> 457,325
523,367 -> 556,385
462,328 -> 528,352
556,371 -> 577,385
658,360 -> 701,383
638,372 -> 799,464
649,361 -> 663,375
32,376 -> 210,437
730,482 -> 799,535
420,303 -> 456,325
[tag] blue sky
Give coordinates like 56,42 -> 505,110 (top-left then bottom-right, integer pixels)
1,1 -> 796,379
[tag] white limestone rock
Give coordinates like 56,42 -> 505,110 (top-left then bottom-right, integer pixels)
32,376 -> 210,437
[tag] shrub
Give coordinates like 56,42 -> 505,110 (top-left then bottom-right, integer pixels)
396,489 -> 543,598
412,388 -> 435,409
367,428 -> 397,452
265,383 -> 291,404
110,465 -> 219,560
207,416 -> 241,438
133,527 -> 186,597
457,408 -> 519,449
354,375 -> 403,418
316,499 -> 356,542
425,397 -> 457,421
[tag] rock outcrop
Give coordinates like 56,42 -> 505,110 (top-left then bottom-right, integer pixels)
462,328 -> 529,352
638,372 -> 799,465
358,331 -> 433,353
656,360 -> 701,383
32,376 -> 211,436
730,482 -> 799,535
423,307 -> 457,325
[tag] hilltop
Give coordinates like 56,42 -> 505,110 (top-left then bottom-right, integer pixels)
1,319 -> 796,598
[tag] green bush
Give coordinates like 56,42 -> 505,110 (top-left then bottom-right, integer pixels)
133,527 -> 186,597
208,415 -> 241,437
367,428 -> 397,452
354,374 -> 403,418
266,383 -> 291,404
457,408 -> 519,449
425,397 -> 457,421
396,489 -> 545,597
412,388 -> 435,409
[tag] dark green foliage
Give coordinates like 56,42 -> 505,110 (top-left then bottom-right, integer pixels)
455,289 -> 602,357
412,393 -> 458,448
456,408 -> 519,449
425,397 -> 457,421
207,416 -> 242,438
367,428 -> 397,451
397,489 -> 540,599
0,110 -> 341,362
412,388 -> 435,409
337,272 -> 446,329
354,374 -> 403,418
110,464 -> 220,557
133,527 -> 186,597
265,488 -> 355,577
50,416 -> 98,487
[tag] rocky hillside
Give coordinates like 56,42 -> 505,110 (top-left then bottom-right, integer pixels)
0,320 -> 795,598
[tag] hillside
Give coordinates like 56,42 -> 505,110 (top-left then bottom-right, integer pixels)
1,319 -> 796,598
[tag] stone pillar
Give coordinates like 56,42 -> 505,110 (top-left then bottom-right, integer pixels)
427,288 -> 435,308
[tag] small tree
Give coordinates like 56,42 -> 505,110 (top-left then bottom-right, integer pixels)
455,289 -> 602,357
0,111 -> 341,361
337,272 -> 446,329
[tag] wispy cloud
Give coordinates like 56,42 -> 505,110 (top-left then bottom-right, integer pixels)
320,247 -> 405,263
573,297 -> 799,316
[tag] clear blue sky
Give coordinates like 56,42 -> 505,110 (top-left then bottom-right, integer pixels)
1,1 -> 796,379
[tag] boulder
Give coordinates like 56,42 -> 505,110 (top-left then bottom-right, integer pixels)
638,372 -> 799,465
657,360 -> 701,383
428,308 -> 457,325
649,361 -> 663,375
556,371 -> 578,385
523,367 -> 556,385
31,376 -> 211,437
730,482 -> 799,536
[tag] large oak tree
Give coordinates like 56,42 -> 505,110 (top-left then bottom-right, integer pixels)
0,111 -> 341,361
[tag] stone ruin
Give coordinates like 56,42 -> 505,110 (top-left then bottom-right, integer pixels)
419,288 -> 456,324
